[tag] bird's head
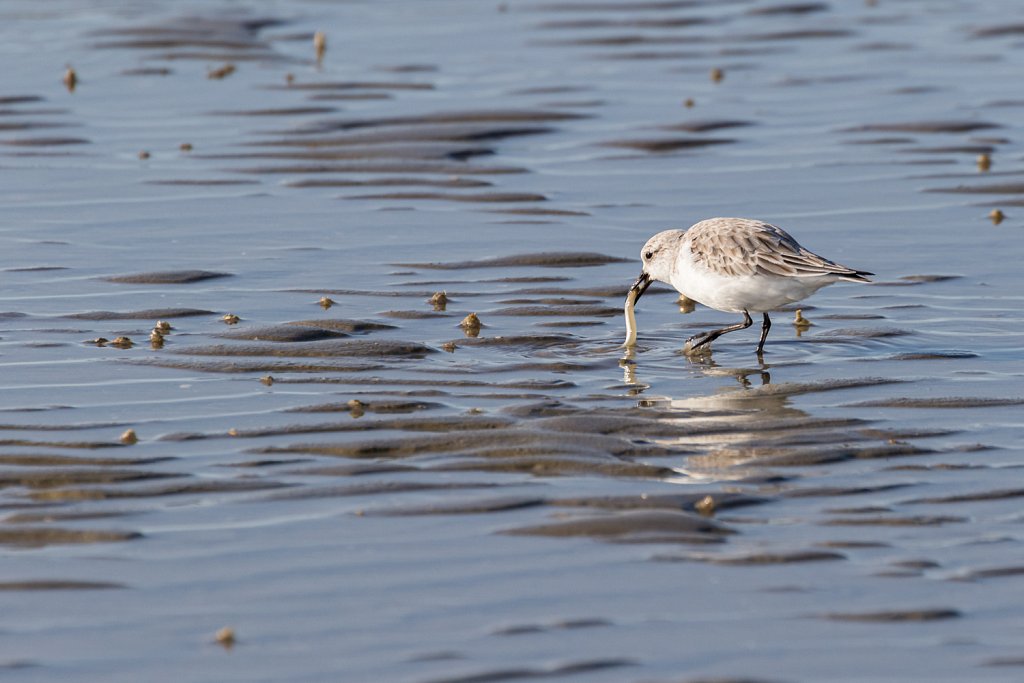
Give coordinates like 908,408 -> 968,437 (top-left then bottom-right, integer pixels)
629,229 -> 685,304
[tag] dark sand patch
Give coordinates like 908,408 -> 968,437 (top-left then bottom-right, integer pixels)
66,308 -> 215,320
286,177 -> 492,189
289,109 -> 587,132
813,327 -> 911,338
780,484 -> 912,498
887,352 -> 978,360
906,488 -> 1024,504
551,492 -> 767,513
0,469 -> 180,489
395,252 -> 627,269
203,144 -> 496,162
0,122 -> 70,132
0,454 -> 172,466
900,145 -> 994,154
348,191 -> 547,203
535,321 -> 605,328
287,400 -> 442,414
28,479 -> 287,502
984,657 -> 1024,667
0,580 -> 126,590
0,528 -> 141,547
503,510 -> 733,542
601,137 -> 735,152
3,510 -> 136,523
420,659 -> 634,683
822,515 -> 965,526
379,310 -> 451,319
145,179 -> 259,186
925,182 -> 1024,194
971,23 -> 1024,38
487,305 -> 620,317
850,397 -> 1024,409
661,119 -> 753,132
843,121 -> 1000,134
232,161 -> 527,175
253,429 -> 669,460
287,319 -> 396,333
532,1 -> 710,10
818,608 -> 960,622
449,335 -> 579,349
306,93 -> 392,101
104,270 -> 232,284
262,81 -> 434,91
536,17 -> 710,29
121,67 -> 173,76
434,457 -> 676,479
655,550 -> 845,565
266,482 -> 513,503
0,136 -> 90,146
747,2 -> 829,15
363,495 -> 546,516
219,325 -> 348,343
185,415 -> 515,439
957,566 -> 1024,581
492,618 -> 610,636
134,359 -> 384,374
173,340 -> 433,358
253,123 -> 555,147
0,96 -> 44,105
485,207 -> 590,216
209,106 -> 337,116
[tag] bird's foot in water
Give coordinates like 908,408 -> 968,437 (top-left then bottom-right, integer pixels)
683,336 -> 712,356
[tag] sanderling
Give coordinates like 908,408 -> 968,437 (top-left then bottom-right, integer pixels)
623,217 -> 872,354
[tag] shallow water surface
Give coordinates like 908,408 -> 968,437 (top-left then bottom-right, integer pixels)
1,1 -> 1024,681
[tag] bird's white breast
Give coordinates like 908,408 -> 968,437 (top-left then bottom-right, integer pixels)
671,236 -> 836,313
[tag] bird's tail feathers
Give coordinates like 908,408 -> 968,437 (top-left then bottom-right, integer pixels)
838,270 -> 873,283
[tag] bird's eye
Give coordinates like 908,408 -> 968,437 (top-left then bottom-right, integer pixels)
644,250 -> 654,260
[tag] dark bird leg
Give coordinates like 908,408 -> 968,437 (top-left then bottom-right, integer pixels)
756,312 -> 771,356
687,310 -> 753,351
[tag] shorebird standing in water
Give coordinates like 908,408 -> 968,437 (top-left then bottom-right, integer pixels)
623,217 -> 872,354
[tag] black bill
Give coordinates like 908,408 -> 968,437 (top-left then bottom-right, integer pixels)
629,271 -> 652,304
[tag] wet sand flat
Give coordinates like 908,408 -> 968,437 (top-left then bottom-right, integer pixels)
0,1 -> 1023,682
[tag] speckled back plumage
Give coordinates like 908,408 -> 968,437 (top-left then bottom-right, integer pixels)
686,218 -> 870,281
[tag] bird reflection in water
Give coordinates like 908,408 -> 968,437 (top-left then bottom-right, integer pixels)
620,345 -> 771,391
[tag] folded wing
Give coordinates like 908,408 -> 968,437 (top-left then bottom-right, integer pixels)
688,218 -> 872,282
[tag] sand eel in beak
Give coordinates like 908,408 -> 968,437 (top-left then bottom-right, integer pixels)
623,217 -> 872,354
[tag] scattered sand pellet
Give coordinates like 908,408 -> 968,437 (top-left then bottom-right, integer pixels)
63,66 -> 77,93
429,291 -> 448,311
314,31 -> 327,65
695,495 -> 716,516
215,626 -> 236,648
207,63 -> 236,80
460,313 -> 482,337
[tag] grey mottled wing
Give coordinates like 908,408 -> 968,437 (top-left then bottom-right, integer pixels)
688,218 -> 869,280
